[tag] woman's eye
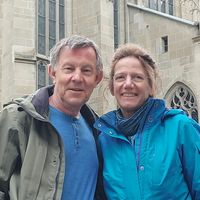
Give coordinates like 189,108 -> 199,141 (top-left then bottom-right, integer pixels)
133,75 -> 145,82
114,75 -> 125,82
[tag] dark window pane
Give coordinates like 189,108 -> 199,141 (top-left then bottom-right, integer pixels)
149,0 -> 158,10
38,0 -> 45,16
59,24 -> 65,39
38,0 -> 46,55
38,62 -> 46,88
113,0 -> 119,49
38,35 -> 46,55
161,36 -> 168,53
59,0 -> 64,5
168,0 -> 173,15
49,0 -> 56,50
49,38 -> 56,50
38,16 -> 45,35
59,1 -> 65,40
59,5 -> 65,23
49,21 -> 56,38
49,0 -> 56,20
161,0 -> 166,13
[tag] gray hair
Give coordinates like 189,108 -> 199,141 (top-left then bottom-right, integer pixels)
49,35 -> 103,71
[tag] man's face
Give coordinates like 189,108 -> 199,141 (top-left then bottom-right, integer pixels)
49,47 -> 102,112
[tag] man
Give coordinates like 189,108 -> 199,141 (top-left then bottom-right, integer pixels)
0,35 -> 106,200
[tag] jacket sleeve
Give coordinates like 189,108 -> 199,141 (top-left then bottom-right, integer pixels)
178,117 -> 200,200
0,106 -> 20,200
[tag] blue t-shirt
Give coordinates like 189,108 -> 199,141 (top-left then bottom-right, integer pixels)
49,106 -> 98,200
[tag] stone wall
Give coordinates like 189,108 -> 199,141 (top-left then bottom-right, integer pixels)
71,0 -> 116,114
1,0 -> 36,107
0,1 -> 3,108
1,0 -> 15,105
1,0 -> 200,117
126,4 -> 200,117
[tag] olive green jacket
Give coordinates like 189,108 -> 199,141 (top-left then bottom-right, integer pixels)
0,85 -> 106,200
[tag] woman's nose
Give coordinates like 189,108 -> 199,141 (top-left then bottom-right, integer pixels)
124,76 -> 133,86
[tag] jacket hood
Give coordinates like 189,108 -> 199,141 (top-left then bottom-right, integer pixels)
3,86 -> 54,121
94,99 -> 186,133
4,85 -> 99,129
4,95 -> 47,121
162,108 -> 185,121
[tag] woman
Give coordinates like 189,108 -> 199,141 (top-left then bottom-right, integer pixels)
94,44 -> 200,199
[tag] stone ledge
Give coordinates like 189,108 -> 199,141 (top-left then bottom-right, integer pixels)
12,45 -> 36,63
192,35 -> 200,43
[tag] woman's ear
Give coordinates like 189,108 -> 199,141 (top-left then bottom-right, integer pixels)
109,84 -> 114,96
149,86 -> 155,97
48,64 -> 56,84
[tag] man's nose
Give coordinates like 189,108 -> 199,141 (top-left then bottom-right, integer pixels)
71,70 -> 83,81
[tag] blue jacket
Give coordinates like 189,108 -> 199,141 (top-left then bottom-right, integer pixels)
94,99 -> 200,200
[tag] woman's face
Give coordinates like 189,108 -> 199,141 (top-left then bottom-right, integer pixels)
112,56 -> 153,118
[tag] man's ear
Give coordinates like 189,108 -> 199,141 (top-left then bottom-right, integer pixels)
95,71 -> 103,85
48,64 -> 56,84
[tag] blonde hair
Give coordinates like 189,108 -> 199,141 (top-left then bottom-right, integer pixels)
109,43 -> 158,97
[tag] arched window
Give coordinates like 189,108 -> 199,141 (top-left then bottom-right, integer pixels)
166,83 -> 198,122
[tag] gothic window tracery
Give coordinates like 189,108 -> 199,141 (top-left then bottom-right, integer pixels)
169,85 -> 198,122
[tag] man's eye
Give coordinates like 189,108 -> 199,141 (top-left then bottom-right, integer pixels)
63,67 -> 73,72
84,69 -> 92,72
82,68 -> 93,75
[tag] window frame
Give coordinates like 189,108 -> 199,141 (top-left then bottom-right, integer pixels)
36,0 -> 65,89
37,0 -> 65,56
148,0 -> 174,15
161,36 -> 168,53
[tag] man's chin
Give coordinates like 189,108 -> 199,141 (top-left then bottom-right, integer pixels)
67,98 -> 87,107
